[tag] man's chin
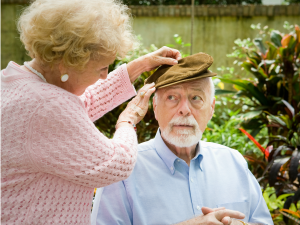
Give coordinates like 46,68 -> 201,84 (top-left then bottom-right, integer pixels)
161,132 -> 202,148
171,128 -> 195,135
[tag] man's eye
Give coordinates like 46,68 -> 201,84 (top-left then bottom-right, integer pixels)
167,95 -> 176,100
192,96 -> 201,101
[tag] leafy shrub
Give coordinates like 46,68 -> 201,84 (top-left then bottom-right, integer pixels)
219,22 -> 300,224
263,186 -> 300,225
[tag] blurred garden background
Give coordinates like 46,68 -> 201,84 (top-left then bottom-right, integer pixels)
2,0 -> 300,224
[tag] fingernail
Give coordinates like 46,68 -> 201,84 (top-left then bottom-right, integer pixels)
151,82 -> 155,85
173,60 -> 178,63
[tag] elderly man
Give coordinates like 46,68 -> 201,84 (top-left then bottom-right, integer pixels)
92,53 -> 273,225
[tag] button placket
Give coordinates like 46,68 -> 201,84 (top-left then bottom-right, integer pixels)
189,159 -> 202,215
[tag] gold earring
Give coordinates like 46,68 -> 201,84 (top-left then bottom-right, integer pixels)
61,74 -> 69,82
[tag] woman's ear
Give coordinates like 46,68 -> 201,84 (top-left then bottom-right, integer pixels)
58,61 -> 67,75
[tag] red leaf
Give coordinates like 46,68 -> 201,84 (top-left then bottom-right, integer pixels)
281,34 -> 292,48
295,25 -> 300,43
239,128 -> 269,160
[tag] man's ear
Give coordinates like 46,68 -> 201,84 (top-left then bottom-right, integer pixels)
210,98 -> 215,119
152,94 -> 158,121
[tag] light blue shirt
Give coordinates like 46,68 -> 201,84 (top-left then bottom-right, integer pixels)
94,130 -> 273,225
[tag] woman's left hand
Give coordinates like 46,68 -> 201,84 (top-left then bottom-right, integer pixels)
127,46 -> 182,83
141,46 -> 182,71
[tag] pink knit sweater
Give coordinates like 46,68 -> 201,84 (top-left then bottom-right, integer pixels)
1,62 -> 138,224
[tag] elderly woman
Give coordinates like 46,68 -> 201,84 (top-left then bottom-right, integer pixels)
1,0 -> 181,224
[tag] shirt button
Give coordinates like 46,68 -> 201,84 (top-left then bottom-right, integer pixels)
191,178 -> 194,182
170,166 -> 174,170
177,159 -> 180,162
197,205 -> 200,210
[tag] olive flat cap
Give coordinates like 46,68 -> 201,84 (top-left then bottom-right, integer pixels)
145,52 -> 217,89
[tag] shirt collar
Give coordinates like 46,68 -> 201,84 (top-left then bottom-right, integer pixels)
154,129 -> 203,174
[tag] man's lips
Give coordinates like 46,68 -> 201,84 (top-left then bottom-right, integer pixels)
173,125 -> 194,128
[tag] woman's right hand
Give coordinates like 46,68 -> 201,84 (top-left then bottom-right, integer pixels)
116,82 -> 156,130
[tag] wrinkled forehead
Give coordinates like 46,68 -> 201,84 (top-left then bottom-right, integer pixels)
157,78 -> 209,94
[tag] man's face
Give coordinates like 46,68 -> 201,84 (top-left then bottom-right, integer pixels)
153,78 -> 215,147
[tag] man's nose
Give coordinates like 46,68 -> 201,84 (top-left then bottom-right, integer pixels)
178,98 -> 191,116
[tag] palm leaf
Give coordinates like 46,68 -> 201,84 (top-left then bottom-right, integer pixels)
239,128 -> 269,159
220,78 -> 269,106
289,150 -> 300,183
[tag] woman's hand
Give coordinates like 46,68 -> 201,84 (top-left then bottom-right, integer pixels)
116,83 -> 156,130
127,46 -> 182,83
141,46 -> 182,71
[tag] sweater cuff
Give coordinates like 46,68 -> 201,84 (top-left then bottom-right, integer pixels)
116,64 -> 137,103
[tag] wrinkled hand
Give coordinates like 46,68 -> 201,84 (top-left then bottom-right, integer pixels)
201,207 -> 245,225
177,207 -> 245,225
116,83 -> 156,129
126,46 -> 182,83
142,46 -> 182,71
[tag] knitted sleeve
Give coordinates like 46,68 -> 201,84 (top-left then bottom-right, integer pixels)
79,64 -> 136,122
27,95 -> 138,188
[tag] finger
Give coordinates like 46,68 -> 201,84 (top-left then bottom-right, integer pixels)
167,48 -> 182,61
221,216 -> 232,225
156,56 -> 178,66
161,46 -> 182,60
215,209 -> 245,221
141,87 -> 155,106
213,207 -> 226,212
129,83 -> 155,108
137,83 -> 155,96
132,87 -> 155,119
201,206 -> 215,215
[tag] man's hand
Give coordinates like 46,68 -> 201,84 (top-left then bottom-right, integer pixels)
176,207 -> 245,225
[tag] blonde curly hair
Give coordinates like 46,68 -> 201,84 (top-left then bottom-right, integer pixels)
18,0 -> 137,69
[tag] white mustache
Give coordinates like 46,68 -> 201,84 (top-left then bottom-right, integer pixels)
169,116 -> 198,127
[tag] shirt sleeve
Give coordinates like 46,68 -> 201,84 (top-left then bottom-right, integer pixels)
95,181 -> 133,225
247,168 -> 274,225
79,63 -> 137,122
27,95 -> 138,188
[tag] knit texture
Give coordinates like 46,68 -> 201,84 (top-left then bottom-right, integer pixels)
1,62 -> 138,225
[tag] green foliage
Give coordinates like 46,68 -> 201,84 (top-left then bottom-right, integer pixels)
219,22 -> 300,224
284,0 -> 300,3
122,0 -> 262,6
204,98 -> 269,156
221,21 -> 300,139
166,34 -> 191,57
263,186 -> 300,225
